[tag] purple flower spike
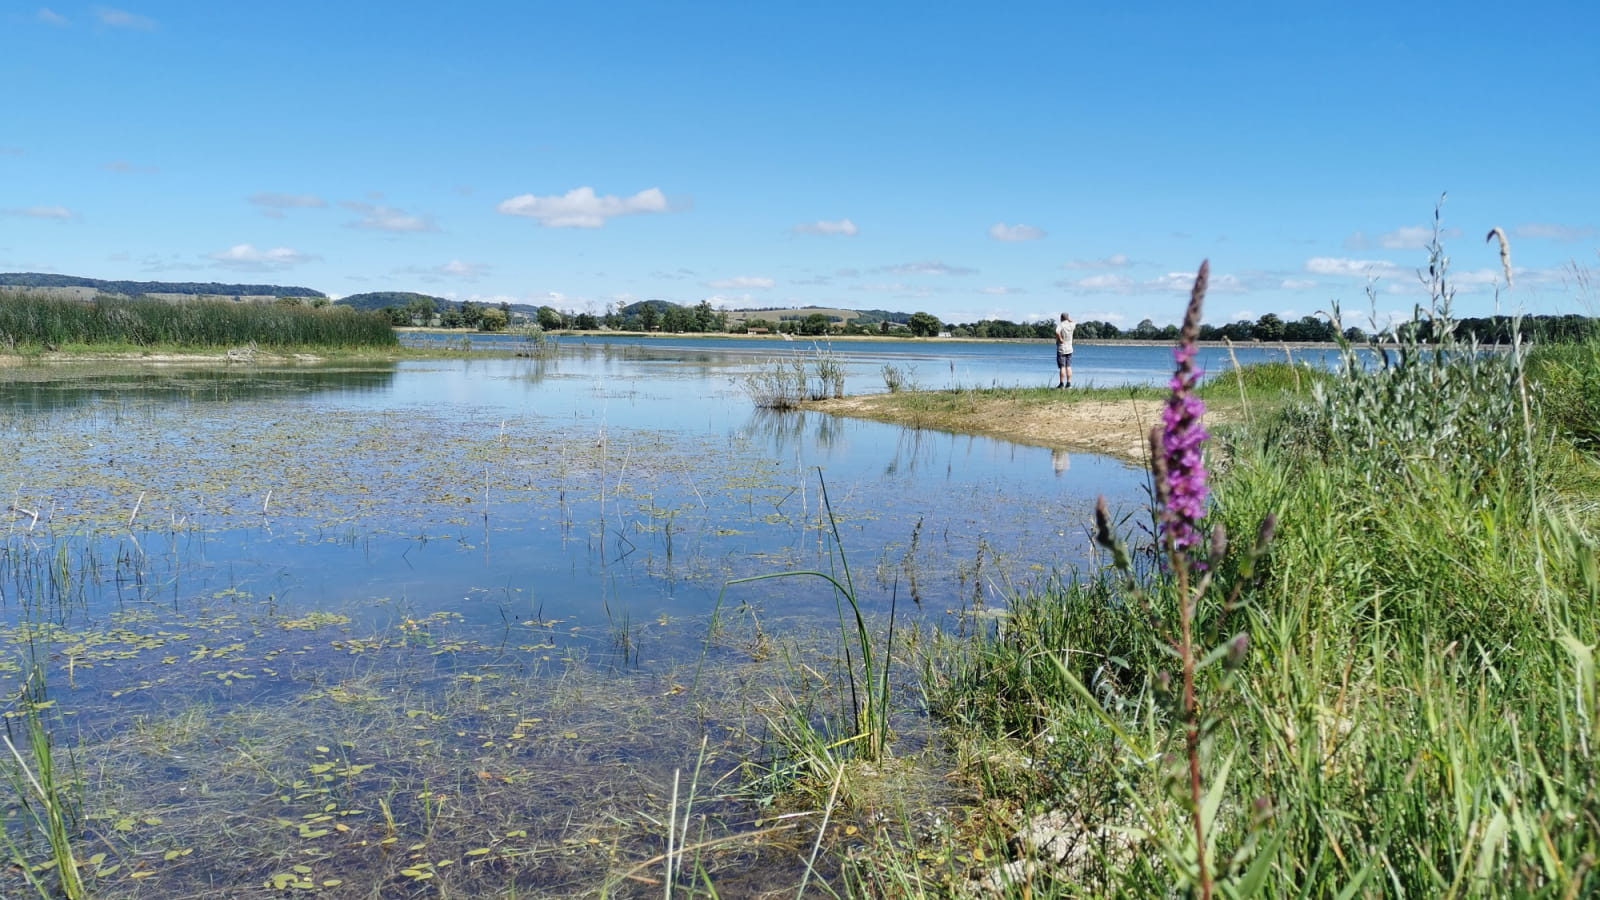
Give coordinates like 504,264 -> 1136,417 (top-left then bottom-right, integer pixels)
1159,261 -> 1211,558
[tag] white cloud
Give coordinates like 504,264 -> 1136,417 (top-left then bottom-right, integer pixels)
1070,274 -> 1135,291
858,282 -> 934,296
1060,267 -> 1245,295
1305,257 -> 1403,278
206,243 -> 317,271
5,205 -> 75,220
496,186 -> 669,228
1513,222 -> 1597,242
1378,225 -> 1433,250
93,6 -> 154,29
1280,278 -> 1317,290
439,259 -> 487,278
794,218 -> 858,236
1063,254 -> 1130,270
989,222 -> 1045,242
251,192 -> 326,210
36,7 -> 68,25
980,285 -> 1024,295
341,201 -> 436,232
706,275 -> 774,289
880,260 -> 976,276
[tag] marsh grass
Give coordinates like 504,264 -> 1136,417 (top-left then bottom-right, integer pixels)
878,232 -> 1600,897
3,667 -> 85,899
0,292 -> 397,352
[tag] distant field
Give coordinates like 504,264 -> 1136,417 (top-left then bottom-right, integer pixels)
0,285 -> 280,303
723,306 -> 863,326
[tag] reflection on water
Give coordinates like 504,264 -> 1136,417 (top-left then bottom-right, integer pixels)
0,361 -> 398,413
0,351 -> 1161,896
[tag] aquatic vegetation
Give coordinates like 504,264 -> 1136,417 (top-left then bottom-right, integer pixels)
0,292 -> 397,351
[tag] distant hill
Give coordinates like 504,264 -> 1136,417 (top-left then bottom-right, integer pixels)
723,305 -> 889,326
0,272 -> 325,299
336,291 -> 449,311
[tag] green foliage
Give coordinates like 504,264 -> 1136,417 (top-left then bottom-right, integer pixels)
906,311 -> 942,337
0,293 -> 397,350
909,228 -> 1600,898
336,290 -> 445,311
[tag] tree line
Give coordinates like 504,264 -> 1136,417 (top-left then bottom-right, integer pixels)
363,293 -> 1600,346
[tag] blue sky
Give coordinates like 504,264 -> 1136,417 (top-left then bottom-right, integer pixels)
3,1 -> 1596,328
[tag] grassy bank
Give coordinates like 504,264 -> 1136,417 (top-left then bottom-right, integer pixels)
0,293 -> 398,353
853,255 -> 1600,896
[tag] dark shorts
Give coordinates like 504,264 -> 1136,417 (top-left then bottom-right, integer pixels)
1056,349 -> 1073,367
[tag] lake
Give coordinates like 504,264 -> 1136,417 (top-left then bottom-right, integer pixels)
0,338 -> 1303,897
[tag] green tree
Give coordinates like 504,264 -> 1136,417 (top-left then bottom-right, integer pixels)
479,306 -> 508,331
537,306 -> 565,330
907,311 -> 942,337
799,312 -> 831,335
639,304 -> 660,331
1133,318 -> 1160,339
1253,313 -> 1285,341
405,296 -> 437,325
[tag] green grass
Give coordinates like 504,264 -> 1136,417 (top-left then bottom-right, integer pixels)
868,244 -> 1600,897
0,293 -> 398,351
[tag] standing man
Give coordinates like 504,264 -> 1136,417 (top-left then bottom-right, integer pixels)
1054,312 -> 1076,389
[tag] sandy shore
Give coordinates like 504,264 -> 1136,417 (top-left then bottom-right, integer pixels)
806,393 -> 1173,462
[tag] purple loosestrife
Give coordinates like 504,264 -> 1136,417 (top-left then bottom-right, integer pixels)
1158,260 -> 1211,559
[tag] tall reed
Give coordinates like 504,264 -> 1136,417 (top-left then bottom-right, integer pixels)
0,292 -> 397,350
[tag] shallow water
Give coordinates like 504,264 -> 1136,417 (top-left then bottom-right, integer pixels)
0,342 -> 1275,896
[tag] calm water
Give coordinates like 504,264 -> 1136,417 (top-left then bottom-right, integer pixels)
0,339 -> 1312,678
0,340 -> 1294,896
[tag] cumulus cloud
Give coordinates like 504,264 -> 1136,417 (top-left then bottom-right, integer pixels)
879,260 -> 976,276
206,243 -> 317,271
1513,222 -> 1597,242
341,201 -> 436,232
706,275 -> 774,289
989,222 -> 1045,242
1063,254 -> 1131,270
1305,257 -> 1403,278
36,7 -> 68,25
93,6 -> 155,29
5,205 -> 75,220
496,186 -> 669,228
794,218 -> 858,236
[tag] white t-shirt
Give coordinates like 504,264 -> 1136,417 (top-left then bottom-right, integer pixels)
1055,319 -> 1076,353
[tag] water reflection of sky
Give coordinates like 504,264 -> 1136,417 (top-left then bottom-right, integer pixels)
0,345 -> 1200,673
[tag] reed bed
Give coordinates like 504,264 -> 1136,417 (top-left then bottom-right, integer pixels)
0,293 -> 397,351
